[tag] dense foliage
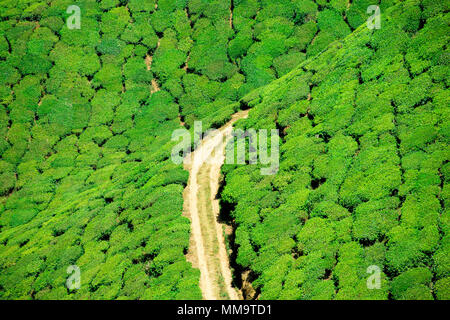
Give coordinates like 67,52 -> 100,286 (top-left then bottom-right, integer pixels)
0,0 -> 448,300
221,0 -> 449,300
0,0 -> 201,299
0,0 -> 390,299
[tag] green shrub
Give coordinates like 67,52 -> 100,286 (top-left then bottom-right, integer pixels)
273,51 -> 306,77
391,267 -> 433,300
435,277 -> 450,300
101,6 -> 130,37
92,64 -> 123,93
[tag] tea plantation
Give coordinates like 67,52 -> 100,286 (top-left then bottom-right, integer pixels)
221,0 -> 449,300
0,0 -> 448,300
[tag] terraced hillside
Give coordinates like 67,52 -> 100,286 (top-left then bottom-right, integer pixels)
221,0 -> 449,300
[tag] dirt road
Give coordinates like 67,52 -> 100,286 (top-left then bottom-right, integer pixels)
183,110 -> 249,300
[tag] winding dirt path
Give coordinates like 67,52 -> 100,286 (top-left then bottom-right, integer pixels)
183,110 -> 249,300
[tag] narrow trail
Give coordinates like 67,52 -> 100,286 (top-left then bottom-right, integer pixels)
183,110 -> 249,300
145,38 -> 161,93
229,1 -> 233,29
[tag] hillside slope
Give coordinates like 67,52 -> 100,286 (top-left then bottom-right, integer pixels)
0,0 -> 396,299
221,0 -> 449,300
0,0 -> 201,299
0,0 -> 448,300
